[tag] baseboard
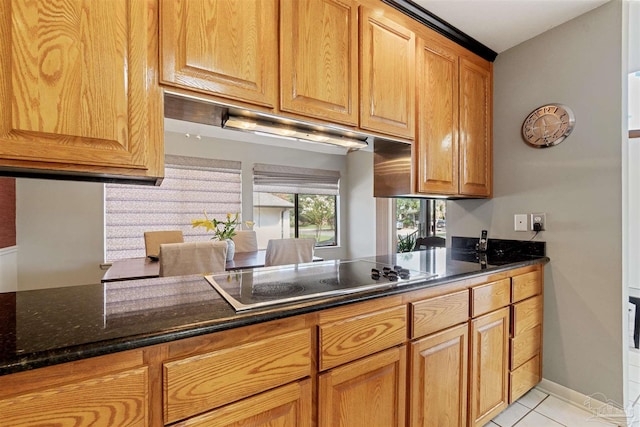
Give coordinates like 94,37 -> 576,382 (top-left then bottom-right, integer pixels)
537,378 -> 635,426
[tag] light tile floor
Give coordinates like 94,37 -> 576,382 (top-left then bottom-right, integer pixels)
486,366 -> 640,427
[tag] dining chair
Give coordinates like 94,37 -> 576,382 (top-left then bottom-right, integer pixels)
159,241 -> 227,277
144,230 -> 184,259
413,236 -> 446,251
264,238 -> 316,267
232,230 -> 258,253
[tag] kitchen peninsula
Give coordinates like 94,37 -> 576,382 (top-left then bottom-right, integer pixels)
0,242 -> 548,427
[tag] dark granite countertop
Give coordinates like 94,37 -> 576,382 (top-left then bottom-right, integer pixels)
0,242 -> 548,376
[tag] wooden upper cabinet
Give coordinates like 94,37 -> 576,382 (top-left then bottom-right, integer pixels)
459,57 -> 492,197
160,0 -> 278,108
359,7 -> 415,139
416,37 -> 459,195
281,0 -> 358,125
415,33 -> 492,197
0,0 -> 163,182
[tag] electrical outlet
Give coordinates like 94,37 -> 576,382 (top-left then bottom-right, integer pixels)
514,214 -> 528,231
531,213 -> 546,231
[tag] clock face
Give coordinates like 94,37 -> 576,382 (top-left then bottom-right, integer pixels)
522,104 -> 575,147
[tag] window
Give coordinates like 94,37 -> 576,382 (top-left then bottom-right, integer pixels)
104,155 -> 241,261
395,198 -> 446,252
253,164 -> 339,249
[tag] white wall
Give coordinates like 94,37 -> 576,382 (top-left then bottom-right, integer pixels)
16,179 -> 105,290
448,1 -> 624,402
344,150 -> 377,259
0,246 -> 18,292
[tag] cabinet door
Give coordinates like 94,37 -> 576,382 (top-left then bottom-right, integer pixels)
415,37 -> 459,195
281,0 -> 358,125
459,57 -> 492,197
469,307 -> 509,427
171,379 -> 312,427
0,0 -> 163,182
409,323 -> 468,427
160,0 -> 278,108
319,346 -> 406,427
360,7 -> 415,139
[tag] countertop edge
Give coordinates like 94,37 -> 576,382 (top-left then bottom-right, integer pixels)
0,256 -> 549,376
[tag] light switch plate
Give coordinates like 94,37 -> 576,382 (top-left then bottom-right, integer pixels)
514,214 -> 528,231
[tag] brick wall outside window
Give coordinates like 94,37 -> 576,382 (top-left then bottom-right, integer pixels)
0,178 -> 16,249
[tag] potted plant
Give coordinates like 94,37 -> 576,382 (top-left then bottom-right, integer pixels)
192,212 -> 240,260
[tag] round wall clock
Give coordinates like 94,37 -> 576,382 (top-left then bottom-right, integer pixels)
522,104 -> 575,148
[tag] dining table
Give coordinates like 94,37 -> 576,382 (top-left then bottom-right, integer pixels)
101,250 -> 323,282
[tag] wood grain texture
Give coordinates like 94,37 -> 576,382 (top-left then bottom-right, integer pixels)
411,289 -> 469,338
511,270 -> 542,303
511,324 -> 541,370
469,307 -> 509,427
459,57 -> 492,197
280,0 -> 358,125
172,379 -> 312,427
164,329 -> 311,424
471,278 -> 510,318
319,305 -> 407,371
415,36 -> 459,195
318,346 -> 406,427
509,354 -> 541,403
0,178 -> 16,248
160,0 -> 278,108
0,349 -> 145,400
0,367 -> 148,427
409,323 -> 468,427
512,295 -> 543,336
359,6 -> 415,139
0,0 -> 163,180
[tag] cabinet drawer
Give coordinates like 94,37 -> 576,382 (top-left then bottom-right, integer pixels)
512,295 -> 543,336
471,278 -> 510,317
511,324 -> 541,369
512,270 -> 542,303
171,379 -> 312,427
509,354 -> 541,403
319,305 -> 407,371
0,367 -> 148,426
411,290 -> 469,338
164,329 -> 311,424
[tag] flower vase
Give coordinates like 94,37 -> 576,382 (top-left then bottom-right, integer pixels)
225,239 -> 235,261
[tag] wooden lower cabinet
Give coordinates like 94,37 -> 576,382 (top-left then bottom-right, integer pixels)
409,323 -> 468,427
318,346 -> 407,427
469,307 -> 510,427
0,351 -> 149,427
163,329 -> 311,424
172,379 -> 312,427
0,265 -> 545,426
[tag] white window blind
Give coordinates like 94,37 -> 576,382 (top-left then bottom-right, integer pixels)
105,156 -> 241,261
253,163 -> 340,195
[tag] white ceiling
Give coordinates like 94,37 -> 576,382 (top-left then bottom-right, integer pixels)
412,0 -> 611,53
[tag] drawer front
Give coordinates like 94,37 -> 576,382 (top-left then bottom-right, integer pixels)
0,367 -> 148,427
164,329 -> 311,424
319,305 -> 407,371
512,270 -> 542,303
411,290 -> 469,338
511,324 -> 541,369
171,379 -> 312,427
509,354 -> 541,403
512,295 -> 543,336
471,278 -> 511,317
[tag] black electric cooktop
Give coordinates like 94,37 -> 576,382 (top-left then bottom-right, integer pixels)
205,259 -> 437,312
